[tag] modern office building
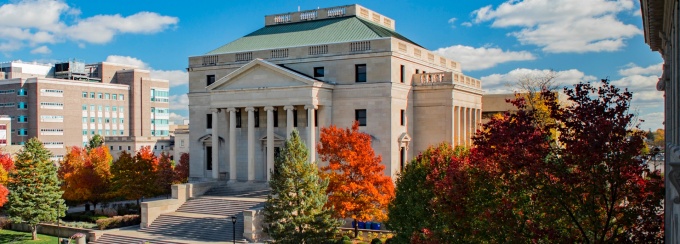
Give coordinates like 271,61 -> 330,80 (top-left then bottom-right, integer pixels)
187,4 -> 483,182
0,60 -> 171,160
640,0 -> 679,241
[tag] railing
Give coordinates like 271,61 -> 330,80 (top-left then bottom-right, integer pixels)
309,45 -> 328,55
328,7 -> 346,17
202,55 -> 218,65
235,52 -> 253,61
270,49 -> 289,58
274,14 -> 291,24
350,41 -> 371,52
300,11 -> 317,21
413,72 -> 482,89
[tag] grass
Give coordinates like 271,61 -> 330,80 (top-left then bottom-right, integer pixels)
0,229 -> 59,244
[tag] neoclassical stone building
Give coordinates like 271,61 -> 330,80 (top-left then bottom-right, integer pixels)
187,4 -> 482,182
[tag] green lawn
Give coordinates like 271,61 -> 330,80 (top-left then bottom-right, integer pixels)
0,229 -> 59,244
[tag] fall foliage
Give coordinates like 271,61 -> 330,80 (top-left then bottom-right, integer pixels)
317,121 -> 394,223
59,146 -> 113,210
173,153 -> 189,184
110,146 -> 159,201
0,152 -> 13,207
156,152 -> 174,196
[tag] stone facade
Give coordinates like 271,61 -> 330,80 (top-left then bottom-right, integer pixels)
187,4 -> 483,181
640,0 -> 680,241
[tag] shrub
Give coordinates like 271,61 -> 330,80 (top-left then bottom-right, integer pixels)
0,217 -> 10,229
384,237 -> 393,244
63,212 -> 109,223
336,235 -> 352,244
95,215 -> 140,230
371,238 -> 383,244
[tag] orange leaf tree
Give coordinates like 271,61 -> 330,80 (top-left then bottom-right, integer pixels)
111,146 -> 158,202
59,146 -> 113,210
155,152 -> 174,196
318,121 -> 395,223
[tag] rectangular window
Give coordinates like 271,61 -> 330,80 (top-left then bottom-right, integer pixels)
82,105 -> 87,111
400,147 -> 406,171
90,92 -> 95,98
97,93 -> 102,99
112,94 -> 117,100
119,94 -> 124,100
112,106 -> 117,112
17,116 -> 27,123
127,146 -> 131,151
82,117 -> 87,123
355,109 -> 367,126
105,93 -> 110,99
206,146 -> 213,170
120,118 -> 124,124
17,89 -> 27,96
273,109 -> 279,127
82,92 -> 87,98
17,102 -> 27,109
207,75 -> 216,86
314,67 -> 324,77
206,114 -> 212,129
118,146 -> 122,150
400,65 -> 405,83
254,109 -> 260,128
82,130 -> 87,135
90,118 -> 95,123
415,69 -> 420,74
355,64 -> 367,82
236,109 -> 242,128
90,105 -> 95,111
105,106 -> 109,112
97,105 -> 102,111
401,109 -> 405,126
293,109 -> 298,127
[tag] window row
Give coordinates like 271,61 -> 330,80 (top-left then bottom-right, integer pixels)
40,129 -> 63,132
0,89 -> 15,94
82,92 -> 124,100
82,130 -> 124,136
151,130 -> 169,136
82,105 -> 125,112
82,117 -> 124,124
151,107 -> 169,114
151,119 -> 169,125
41,89 -> 63,94
206,64 -> 371,85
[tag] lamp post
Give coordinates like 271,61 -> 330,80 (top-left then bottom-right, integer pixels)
231,215 -> 237,244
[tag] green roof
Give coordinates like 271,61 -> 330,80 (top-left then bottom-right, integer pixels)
206,16 -> 422,55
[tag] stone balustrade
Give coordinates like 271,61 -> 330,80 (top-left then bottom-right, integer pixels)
413,72 -> 482,89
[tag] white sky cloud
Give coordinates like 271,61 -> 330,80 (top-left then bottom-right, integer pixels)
618,62 -> 663,76
30,46 -> 51,54
0,0 -> 178,52
105,55 -> 187,88
434,45 -> 535,71
480,68 -> 596,94
471,0 -> 640,53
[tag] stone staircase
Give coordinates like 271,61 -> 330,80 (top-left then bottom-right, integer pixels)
92,233 -> 187,244
94,182 -> 269,243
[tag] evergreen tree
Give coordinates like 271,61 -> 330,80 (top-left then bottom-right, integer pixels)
7,138 -> 66,240
263,130 -> 339,243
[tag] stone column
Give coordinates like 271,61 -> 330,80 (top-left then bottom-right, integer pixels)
459,107 -> 464,147
305,105 -> 317,163
246,107 -> 255,181
477,109 -> 482,133
265,106 -> 275,181
227,107 -> 237,182
453,106 -> 458,146
210,108 -> 220,179
465,108 -> 471,146
284,105 -> 294,138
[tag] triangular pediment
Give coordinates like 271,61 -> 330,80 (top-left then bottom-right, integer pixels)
208,59 -> 319,91
259,133 -> 286,141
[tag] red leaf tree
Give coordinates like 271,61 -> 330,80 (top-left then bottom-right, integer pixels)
0,152 -> 13,207
155,152 -> 174,196
318,121 -> 395,224
471,79 -> 665,242
173,153 -> 189,184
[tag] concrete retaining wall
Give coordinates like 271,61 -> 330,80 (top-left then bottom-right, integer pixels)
140,181 -> 216,228
10,222 -> 98,243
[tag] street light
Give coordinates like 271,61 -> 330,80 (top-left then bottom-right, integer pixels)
231,216 -> 237,244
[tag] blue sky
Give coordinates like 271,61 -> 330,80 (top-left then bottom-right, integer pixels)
0,0 -> 664,130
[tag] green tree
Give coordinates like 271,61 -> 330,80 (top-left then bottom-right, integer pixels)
7,138 -> 66,240
87,134 -> 104,150
263,130 -> 339,243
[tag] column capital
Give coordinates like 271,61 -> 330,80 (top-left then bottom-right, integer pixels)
304,104 -> 318,110
210,108 -> 221,114
283,105 -> 295,111
264,106 -> 275,111
245,107 -> 256,112
226,107 -> 237,113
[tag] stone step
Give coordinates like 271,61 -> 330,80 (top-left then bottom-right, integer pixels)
203,188 -> 271,198
140,214 -> 245,242
176,197 -> 264,216
91,233 -> 187,244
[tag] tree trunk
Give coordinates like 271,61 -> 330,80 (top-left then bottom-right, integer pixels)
31,225 -> 38,240
354,219 -> 358,238
92,201 -> 98,213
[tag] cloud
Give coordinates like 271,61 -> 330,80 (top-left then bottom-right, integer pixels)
0,0 -> 178,52
472,0 -> 640,53
30,46 -> 50,54
448,18 -> 457,28
105,55 -> 187,87
618,62 -> 662,76
434,45 -> 535,71
480,68 -> 596,94
461,22 -> 473,27
169,112 -> 188,124
169,94 -> 189,111
638,112 -> 663,131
